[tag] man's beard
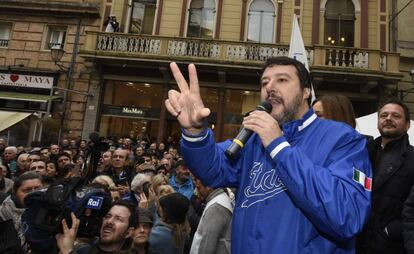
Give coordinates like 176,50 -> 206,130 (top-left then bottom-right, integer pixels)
379,124 -> 406,140
271,91 -> 304,125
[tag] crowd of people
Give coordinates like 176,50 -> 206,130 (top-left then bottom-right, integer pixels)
0,135 -> 234,254
1,56 -> 414,254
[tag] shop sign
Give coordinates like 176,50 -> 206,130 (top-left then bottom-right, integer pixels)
0,73 -> 54,89
122,107 -> 145,116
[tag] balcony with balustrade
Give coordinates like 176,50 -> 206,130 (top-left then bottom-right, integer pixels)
80,31 -> 402,92
82,32 -> 400,74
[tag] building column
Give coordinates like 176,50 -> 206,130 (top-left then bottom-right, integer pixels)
179,0 -> 188,36
154,0 -> 164,35
311,0 -> 320,45
239,0 -> 248,41
81,64 -> 103,140
157,66 -> 170,143
360,0 -> 368,48
275,1 -> 283,43
214,0 -> 223,39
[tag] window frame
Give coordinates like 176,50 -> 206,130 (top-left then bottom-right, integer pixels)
245,0 -> 277,44
44,26 -> 67,50
129,0 -> 157,35
0,22 -> 13,48
184,0 -> 217,39
323,0 -> 356,47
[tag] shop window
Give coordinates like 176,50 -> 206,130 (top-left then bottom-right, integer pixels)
130,0 -> 157,34
222,89 -> 261,141
247,0 -> 275,43
324,0 -> 355,47
187,0 -> 215,38
0,23 -> 12,48
100,81 -> 164,140
46,26 -> 67,50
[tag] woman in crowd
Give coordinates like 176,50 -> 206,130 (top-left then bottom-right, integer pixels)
312,94 -> 356,128
128,208 -> 153,254
149,192 -> 190,254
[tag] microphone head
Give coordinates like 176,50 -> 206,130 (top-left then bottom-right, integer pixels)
257,101 -> 272,113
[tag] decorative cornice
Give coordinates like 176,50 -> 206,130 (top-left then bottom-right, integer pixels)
0,0 -> 101,17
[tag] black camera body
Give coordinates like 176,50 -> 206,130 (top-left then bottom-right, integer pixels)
22,178 -> 112,253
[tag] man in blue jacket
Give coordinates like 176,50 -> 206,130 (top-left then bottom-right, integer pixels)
165,56 -> 372,253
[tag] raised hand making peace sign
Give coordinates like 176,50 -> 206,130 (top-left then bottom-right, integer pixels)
165,62 -> 211,135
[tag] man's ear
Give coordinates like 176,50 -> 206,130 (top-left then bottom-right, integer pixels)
126,227 -> 135,238
303,87 -> 310,101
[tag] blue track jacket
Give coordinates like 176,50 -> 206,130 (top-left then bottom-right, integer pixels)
181,109 -> 372,254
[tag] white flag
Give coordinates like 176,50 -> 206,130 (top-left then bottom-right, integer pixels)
288,14 -> 316,103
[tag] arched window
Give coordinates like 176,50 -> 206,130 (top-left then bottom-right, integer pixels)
247,0 -> 275,43
324,0 -> 355,47
130,0 -> 157,34
187,0 -> 215,38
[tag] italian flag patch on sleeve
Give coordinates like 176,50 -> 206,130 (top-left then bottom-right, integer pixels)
353,168 -> 372,191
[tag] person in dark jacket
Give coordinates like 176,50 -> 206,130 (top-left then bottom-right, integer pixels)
403,185 -> 414,253
357,98 -> 414,254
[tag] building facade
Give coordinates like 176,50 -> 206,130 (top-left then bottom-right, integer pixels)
80,0 -> 401,143
392,0 -> 414,117
0,0 -> 101,146
0,0 -> 405,145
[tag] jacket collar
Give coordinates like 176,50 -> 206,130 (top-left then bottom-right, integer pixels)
374,133 -> 409,153
282,108 -> 317,140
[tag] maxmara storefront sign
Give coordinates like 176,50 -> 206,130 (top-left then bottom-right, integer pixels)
122,107 -> 144,115
0,73 -> 54,89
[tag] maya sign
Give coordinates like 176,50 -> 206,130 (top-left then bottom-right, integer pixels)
0,73 -> 54,89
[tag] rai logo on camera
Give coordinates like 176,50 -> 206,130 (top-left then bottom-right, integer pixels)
86,196 -> 104,210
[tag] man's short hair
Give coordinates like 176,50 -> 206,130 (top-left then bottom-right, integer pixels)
260,56 -> 312,104
131,173 -> 151,193
378,98 -> 410,122
13,171 -> 42,194
110,200 -> 138,228
5,146 -> 17,153
29,151 -> 41,156
57,152 -> 71,160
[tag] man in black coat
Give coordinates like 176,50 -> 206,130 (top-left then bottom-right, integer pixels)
357,98 -> 414,254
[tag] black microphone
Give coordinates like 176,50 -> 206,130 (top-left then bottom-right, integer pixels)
225,101 -> 272,160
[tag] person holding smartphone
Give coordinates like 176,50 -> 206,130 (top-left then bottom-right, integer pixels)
104,149 -> 134,198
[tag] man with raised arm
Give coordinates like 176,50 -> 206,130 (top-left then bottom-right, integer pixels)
165,57 -> 372,253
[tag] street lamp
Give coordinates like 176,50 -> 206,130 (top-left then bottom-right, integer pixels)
50,46 -> 71,144
50,47 -> 68,71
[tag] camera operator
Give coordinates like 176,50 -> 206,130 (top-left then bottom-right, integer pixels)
56,200 -> 137,254
0,171 -> 43,248
84,133 -> 110,180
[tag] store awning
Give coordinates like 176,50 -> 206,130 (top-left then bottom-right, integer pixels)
0,92 -> 61,103
0,110 -> 32,132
